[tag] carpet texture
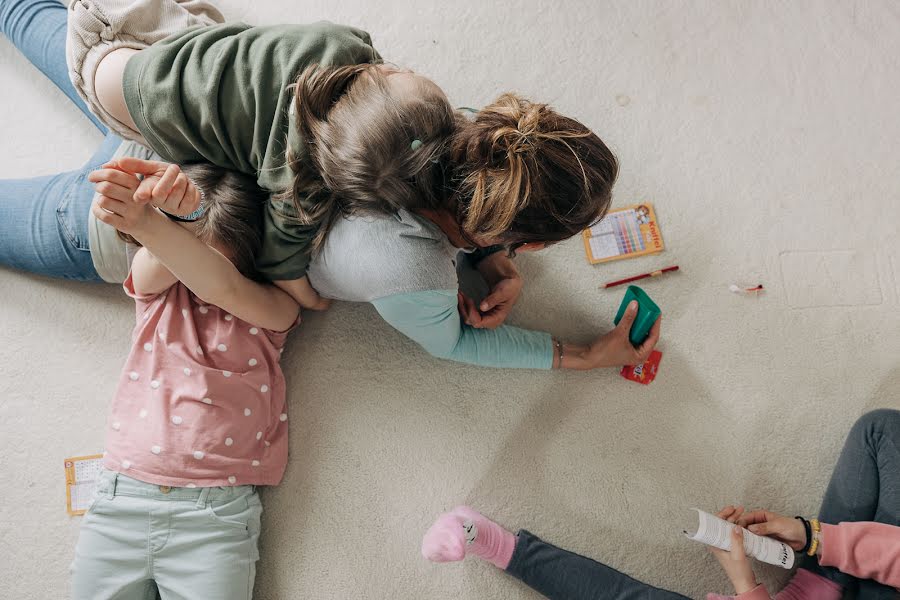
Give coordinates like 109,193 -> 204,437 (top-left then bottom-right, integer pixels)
1,1 -> 899,598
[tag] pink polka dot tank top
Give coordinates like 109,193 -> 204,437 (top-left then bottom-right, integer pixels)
103,275 -> 297,488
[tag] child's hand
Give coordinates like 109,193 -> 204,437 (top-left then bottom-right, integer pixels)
275,276 -> 332,311
88,168 -> 155,235
709,506 -> 758,595
103,157 -> 202,217
585,301 -> 661,368
738,510 -> 807,551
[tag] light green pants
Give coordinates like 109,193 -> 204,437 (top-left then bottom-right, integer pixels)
71,469 -> 262,600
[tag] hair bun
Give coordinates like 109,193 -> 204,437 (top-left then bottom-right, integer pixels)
487,94 -> 549,160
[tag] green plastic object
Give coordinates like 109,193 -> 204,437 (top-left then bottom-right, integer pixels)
613,285 -> 661,346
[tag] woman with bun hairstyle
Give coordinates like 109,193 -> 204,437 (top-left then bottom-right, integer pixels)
306,92 -> 661,370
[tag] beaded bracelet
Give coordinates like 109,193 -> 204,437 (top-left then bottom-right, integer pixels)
807,518 -> 821,556
795,516 -> 812,554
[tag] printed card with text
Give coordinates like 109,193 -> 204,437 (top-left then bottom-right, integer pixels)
65,454 -> 104,516
583,203 -> 665,264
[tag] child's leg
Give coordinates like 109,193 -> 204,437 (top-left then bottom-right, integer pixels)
71,470 -> 157,599
423,506 -> 690,600
65,0 -> 224,141
0,0 -> 107,132
153,486 -> 262,600
802,409 -> 900,589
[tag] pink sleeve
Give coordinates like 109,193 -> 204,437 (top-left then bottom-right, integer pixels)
123,272 -> 165,320
734,584 -> 772,600
819,522 -> 900,588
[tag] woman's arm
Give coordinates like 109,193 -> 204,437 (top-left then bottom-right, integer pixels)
372,290 -> 661,370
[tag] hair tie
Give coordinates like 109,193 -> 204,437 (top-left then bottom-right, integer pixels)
410,139 -> 423,150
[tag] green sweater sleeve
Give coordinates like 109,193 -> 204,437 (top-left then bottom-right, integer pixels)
122,21 -> 381,280
371,290 -> 554,370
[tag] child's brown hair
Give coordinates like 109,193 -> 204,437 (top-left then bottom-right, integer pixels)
283,63 -> 455,250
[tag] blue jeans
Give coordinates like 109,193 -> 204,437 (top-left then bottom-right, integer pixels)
0,0 -> 121,281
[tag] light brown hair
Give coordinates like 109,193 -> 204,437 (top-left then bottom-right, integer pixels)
119,164 -> 267,278
448,93 -> 619,251
283,63 -> 456,250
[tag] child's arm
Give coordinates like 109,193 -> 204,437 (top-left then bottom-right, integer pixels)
130,247 -> 178,296
137,210 -> 299,331
90,168 -> 300,332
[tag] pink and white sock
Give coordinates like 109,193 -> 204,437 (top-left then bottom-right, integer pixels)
421,506 -> 517,570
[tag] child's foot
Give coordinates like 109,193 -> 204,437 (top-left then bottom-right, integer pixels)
421,506 -> 517,570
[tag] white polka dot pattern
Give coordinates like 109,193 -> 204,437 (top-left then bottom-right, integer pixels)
225,437 -> 234,446
151,445 -> 161,455
248,358 -> 257,367
193,450 -> 204,460
171,415 -> 183,425
129,372 -> 139,381
280,413 -> 287,422
228,476 -> 236,484
244,408 -> 251,416
143,343 -> 152,352
217,344 -> 227,352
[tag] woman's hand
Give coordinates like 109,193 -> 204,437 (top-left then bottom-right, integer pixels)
738,510 -> 808,551
467,252 -> 524,329
88,168 -> 154,236
709,506 -> 759,595
103,157 -> 202,218
584,301 -> 661,368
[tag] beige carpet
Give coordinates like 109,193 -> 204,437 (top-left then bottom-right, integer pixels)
2,1 -> 899,598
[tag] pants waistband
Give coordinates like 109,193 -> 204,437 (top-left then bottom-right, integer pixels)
96,469 -> 256,506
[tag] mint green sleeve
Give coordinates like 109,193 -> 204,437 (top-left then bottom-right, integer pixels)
371,290 -> 554,369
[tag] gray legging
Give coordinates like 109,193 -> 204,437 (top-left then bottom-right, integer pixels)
503,409 -> 900,600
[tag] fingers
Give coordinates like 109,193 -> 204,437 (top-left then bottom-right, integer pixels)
477,309 -> 506,330
737,510 -> 774,528
88,168 -> 140,189
480,290 -> 503,312
134,177 -> 157,204
95,194 -> 129,217
637,315 -> 662,356
617,301 -> 639,329
167,172 -> 189,212
457,293 -> 482,327
152,164 -> 182,206
114,157 -> 169,176
91,200 -> 124,229
729,525 -> 747,559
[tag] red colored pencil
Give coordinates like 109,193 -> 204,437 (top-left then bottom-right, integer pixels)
602,265 -> 680,289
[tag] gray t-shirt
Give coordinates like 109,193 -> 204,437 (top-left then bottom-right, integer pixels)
307,210 -> 462,302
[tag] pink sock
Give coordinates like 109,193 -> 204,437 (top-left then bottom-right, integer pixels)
774,568 -> 842,600
421,506 -> 517,570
